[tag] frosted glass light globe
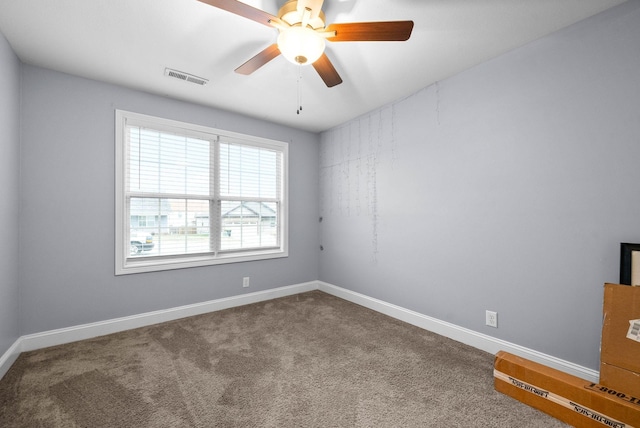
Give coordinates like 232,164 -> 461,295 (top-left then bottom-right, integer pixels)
277,26 -> 325,65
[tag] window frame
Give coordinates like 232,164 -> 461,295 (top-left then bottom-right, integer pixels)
115,110 -> 288,275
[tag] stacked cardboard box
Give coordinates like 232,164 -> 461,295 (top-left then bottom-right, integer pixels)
494,283 -> 640,427
600,283 -> 640,397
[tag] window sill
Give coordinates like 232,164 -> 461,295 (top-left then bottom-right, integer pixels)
115,249 -> 288,275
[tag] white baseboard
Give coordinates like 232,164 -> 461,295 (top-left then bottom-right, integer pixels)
19,281 -> 317,352
0,340 -> 21,380
317,281 -> 600,383
0,280 -> 598,383
0,281 -> 316,379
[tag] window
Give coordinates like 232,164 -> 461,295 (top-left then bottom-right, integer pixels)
115,110 -> 288,274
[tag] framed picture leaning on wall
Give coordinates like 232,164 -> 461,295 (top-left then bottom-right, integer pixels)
620,243 -> 640,285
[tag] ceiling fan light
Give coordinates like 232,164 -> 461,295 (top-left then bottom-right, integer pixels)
277,26 -> 325,66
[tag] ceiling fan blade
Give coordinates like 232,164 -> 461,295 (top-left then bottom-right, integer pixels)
198,0 -> 279,27
235,44 -> 281,75
326,21 -> 414,42
312,53 -> 343,87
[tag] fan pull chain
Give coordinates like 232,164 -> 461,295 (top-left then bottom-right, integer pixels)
297,65 -> 303,115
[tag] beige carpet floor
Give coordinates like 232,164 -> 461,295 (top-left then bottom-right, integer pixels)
0,291 -> 568,427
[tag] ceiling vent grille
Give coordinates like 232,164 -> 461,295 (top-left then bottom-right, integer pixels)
164,68 -> 208,86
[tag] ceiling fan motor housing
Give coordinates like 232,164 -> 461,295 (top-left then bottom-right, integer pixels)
278,0 -> 326,29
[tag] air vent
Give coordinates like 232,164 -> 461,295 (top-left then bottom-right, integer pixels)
164,68 -> 208,86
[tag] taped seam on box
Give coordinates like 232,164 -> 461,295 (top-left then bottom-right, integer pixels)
494,369 -> 634,428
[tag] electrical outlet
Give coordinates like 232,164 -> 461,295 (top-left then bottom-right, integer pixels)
486,310 -> 498,328
243,277 -> 250,288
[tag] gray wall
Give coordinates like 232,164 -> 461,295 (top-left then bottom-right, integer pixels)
18,65 -> 320,335
319,1 -> 640,371
0,32 -> 20,356
5,1 -> 640,374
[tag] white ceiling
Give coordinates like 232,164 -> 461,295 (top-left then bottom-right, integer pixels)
0,0 -> 627,133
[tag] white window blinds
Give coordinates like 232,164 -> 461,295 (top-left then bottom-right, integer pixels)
115,110 -> 288,275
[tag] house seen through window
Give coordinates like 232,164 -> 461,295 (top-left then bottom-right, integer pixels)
115,110 -> 288,274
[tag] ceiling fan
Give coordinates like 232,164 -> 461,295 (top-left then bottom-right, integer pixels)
198,0 -> 414,87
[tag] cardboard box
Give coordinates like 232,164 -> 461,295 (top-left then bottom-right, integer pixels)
601,363 -> 640,398
600,283 -> 640,395
494,351 -> 640,428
